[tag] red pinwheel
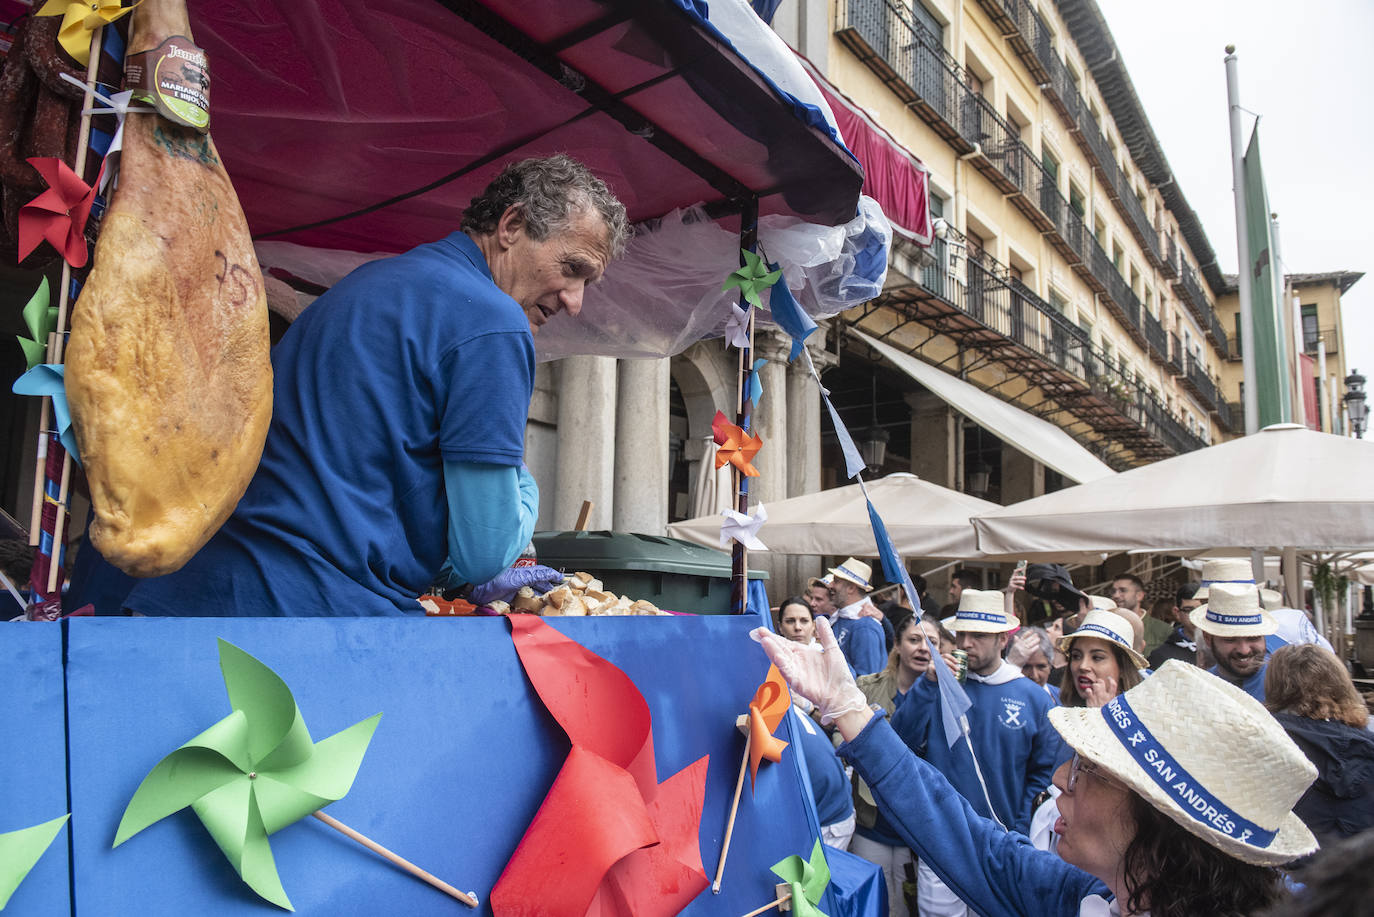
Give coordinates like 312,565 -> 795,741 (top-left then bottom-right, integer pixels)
491,616 -> 710,917
712,410 -> 763,477
18,158 -> 97,268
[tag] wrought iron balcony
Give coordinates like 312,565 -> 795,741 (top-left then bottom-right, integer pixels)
1173,262 -> 1208,319
1303,327 -> 1339,354
1214,397 -> 1239,433
1204,308 -> 1230,359
1166,333 -> 1184,376
1142,309 -> 1168,364
1160,235 -> 1179,279
1182,353 -> 1220,410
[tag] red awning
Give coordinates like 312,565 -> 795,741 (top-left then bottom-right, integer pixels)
800,57 -> 932,246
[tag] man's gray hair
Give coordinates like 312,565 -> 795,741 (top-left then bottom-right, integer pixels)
461,154 -> 629,258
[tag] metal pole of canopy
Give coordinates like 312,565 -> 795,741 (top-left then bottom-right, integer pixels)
731,195 -> 760,615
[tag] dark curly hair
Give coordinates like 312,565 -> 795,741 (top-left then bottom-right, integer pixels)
1119,791 -> 1282,917
460,155 -> 629,257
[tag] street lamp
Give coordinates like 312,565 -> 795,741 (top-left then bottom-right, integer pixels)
859,376 -> 889,474
1345,370 -> 1367,439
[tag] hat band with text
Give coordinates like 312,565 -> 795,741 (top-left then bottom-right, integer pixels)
1073,622 -> 1130,649
956,610 -> 1007,624
1201,577 -> 1254,587
1102,695 -> 1276,848
1206,611 -> 1263,626
835,565 -> 870,587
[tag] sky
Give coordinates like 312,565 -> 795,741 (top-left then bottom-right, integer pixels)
1095,0 -> 1374,397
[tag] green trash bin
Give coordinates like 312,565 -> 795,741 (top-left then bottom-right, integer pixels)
530,530 -> 768,615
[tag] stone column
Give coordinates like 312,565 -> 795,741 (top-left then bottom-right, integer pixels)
1000,444 -> 1044,506
784,335 -> 835,595
743,331 -> 792,592
553,355 -> 617,531
613,357 -> 670,535
907,390 -> 959,599
906,390 -> 957,490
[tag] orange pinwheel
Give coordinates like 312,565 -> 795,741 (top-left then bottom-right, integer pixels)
712,410 -> 762,477
748,664 -> 791,790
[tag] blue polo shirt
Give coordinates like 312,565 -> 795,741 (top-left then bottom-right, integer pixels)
125,232 -> 534,616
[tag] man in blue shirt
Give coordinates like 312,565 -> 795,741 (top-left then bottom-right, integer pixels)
114,155 -> 627,617
891,588 -> 1060,917
825,558 -> 887,676
1192,581 -> 1279,702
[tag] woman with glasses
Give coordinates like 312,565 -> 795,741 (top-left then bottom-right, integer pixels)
756,617 -> 1318,917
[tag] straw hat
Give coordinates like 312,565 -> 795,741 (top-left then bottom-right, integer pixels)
806,573 -> 834,591
1194,558 -> 1255,601
1088,595 -> 1116,611
1190,581 -> 1278,638
1058,609 -> 1149,669
827,558 -> 873,592
1050,661 -> 1317,865
948,589 -> 1015,634
1260,588 -> 1282,611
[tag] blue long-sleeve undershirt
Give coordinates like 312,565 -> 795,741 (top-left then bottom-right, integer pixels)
439,461 -> 538,586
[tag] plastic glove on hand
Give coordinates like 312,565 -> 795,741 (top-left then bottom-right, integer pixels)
468,564 -> 564,606
751,617 -> 868,725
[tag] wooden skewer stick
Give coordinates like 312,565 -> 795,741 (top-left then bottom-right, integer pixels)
42,27 -> 105,593
738,891 -> 792,917
573,499 -> 594,531
312,810 -> 478,908
711,728 -> 752,893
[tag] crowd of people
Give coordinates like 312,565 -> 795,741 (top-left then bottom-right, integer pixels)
763,556 -> 1374,916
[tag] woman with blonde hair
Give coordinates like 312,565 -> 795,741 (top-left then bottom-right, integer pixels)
1265,642 -> 1374,846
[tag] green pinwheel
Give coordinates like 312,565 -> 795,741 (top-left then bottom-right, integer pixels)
770,839 -> 831,917
15,277 -> 54,370
113,639 -> 381,911
723,249 -> 783,309
0,814 -> 68,910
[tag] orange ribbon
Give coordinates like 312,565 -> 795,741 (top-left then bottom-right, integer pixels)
747,664 -> 791,790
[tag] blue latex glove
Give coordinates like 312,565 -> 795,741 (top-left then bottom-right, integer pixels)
468,564 -> 564,607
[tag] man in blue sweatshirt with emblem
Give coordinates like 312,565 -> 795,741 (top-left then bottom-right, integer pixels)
890,588 -> 1060,917
824,558 -> 887,676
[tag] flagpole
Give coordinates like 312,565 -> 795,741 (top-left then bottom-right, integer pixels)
1225,45 -> 1259,436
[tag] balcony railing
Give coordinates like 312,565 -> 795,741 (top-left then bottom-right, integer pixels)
1142,309 -> 1168,363
909,246 -> 1206,454
1174,263 -> 1208,318
1304,328 -> 1339,354
1183,353 -> 1221,410
1161,235 -> 1179,279
1214,398 -> 1239,433
1205,308 -> 1230,359
1166,333 -> 1184,375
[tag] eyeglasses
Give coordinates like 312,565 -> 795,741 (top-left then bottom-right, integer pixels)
1066,753 -> 1117,793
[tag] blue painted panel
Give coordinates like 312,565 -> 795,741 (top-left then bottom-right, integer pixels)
64,616 -> 853,915
0,623 -> 71,916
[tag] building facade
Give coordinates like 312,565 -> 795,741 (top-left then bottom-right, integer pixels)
1215,271 -> 1362,435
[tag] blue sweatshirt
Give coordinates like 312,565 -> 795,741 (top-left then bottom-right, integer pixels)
890,662 -> 1061,834
831,615 -> 886,676
839,714 -> 1111,917
790,707 -> 854,827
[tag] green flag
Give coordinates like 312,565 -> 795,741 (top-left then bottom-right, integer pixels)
1242,127 -> 1291,426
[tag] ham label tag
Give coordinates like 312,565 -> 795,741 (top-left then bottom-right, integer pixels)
125,36 -> 210,131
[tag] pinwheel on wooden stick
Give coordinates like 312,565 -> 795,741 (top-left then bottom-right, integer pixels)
113,639 -> 474,911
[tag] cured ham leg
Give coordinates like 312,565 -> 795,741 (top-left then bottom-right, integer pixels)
65,0 -> 272,577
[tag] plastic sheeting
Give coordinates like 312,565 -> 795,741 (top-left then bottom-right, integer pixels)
255,194 -> 892,361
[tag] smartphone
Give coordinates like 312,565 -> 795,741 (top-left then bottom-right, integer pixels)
1014,559 -> 1028,576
